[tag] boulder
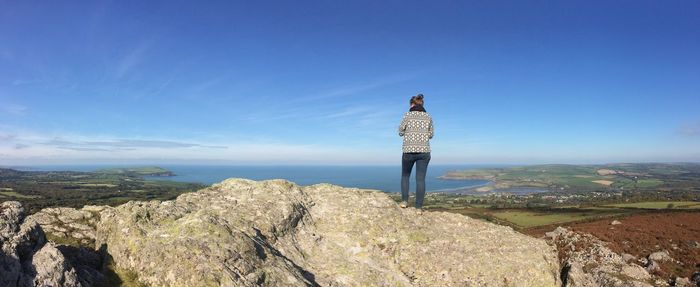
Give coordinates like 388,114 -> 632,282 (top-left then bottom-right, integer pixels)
648,250 -> 674,262
687,241 -> 700,249
29,243 -> 81,287
622,253 -> 637,263
546,227 -> 655,287
673,277 -> 692,287
96,178 -> 562,286
645,259 -> 661,274
0,201 -> 98,287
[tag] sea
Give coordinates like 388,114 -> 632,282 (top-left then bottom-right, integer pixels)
13,164 -> 524,194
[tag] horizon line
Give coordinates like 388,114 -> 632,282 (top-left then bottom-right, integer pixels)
3,161 -> 700,168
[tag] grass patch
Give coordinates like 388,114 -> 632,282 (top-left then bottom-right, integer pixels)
0,191 -> 41,199
602,201 -> 700,209
636,179 -> 663,188
103,259 -> 147,287
45,232 -> 85,247
490,209 -> 627,228
80,183 -> 118,187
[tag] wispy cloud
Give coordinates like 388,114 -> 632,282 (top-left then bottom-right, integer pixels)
57,146 -> 119,152
43,138 -> 228,150
0,129 -> 395,165
314,106 -> 373,120
313,107 -> 397,131
678,121 -> 700,137
14,144 -> 29,149
0,48 -> 13,61
241,74 -> 413,124
0,103 -> 27,116
115,40 -> 153,79
190,75 -> 229,93
0,133 -> 16,141
179,75 -> 231,100
11,79 -> 39,86
294,73 -> 416,103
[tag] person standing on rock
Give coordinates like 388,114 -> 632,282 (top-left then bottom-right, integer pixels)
398,94 -> 433,214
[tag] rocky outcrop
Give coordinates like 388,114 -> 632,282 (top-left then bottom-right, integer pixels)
0,201 -> 102,287
95,178 -> 561,286
26,206 -> 105,246
4,178 -> 563,286
546,227 -> 666,287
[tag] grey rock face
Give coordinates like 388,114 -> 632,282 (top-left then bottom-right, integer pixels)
673,277 -> 692,287
26,206 -> 105,246
0,201 -> 91,287
29,243 -> 81,287
622,253 -> 637,263
644,259 -> 661,274
546,227 -> 657,287
96,178 -> 562,286
648,250 -> 674,262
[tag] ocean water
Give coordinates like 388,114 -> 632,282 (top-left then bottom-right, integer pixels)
18,164 -> 496,193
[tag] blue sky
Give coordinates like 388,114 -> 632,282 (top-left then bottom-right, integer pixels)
1,1 -> 699,165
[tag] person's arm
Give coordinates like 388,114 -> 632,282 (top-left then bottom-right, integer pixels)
398,115 -> 407,137
429,118 -> 434,139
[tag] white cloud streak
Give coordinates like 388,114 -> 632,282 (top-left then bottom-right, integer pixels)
0,129 -> 396,165
115,40 -> 152,79
293,73 -> 416,103
0,103 -> 27,116
41,138 -> 228,150
678,121 -> 700,137
0,133 -> 16,141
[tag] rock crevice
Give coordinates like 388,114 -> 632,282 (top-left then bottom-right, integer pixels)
0,201 -> 102,287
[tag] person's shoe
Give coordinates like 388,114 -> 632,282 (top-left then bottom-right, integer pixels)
416,208 -> 423,215
399,201 -> 408,208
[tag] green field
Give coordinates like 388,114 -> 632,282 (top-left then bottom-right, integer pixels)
94,166 -> 174,176
0,191 -> 42,199
80,183 -> 118,187
602,201 -> 700,209
0,167 -> 204,213
442,164 -> 616,191
411,191 -> 699,229
490,209 -> 629,228
635,179 -> 663,188
441,163 -> 700,193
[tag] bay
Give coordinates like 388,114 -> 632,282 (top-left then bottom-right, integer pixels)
19,164 -> 497,193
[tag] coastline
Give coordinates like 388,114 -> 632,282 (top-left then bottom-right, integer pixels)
15,164 -> 500,193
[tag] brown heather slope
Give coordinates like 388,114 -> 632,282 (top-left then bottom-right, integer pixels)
532,211 -> 700,280
569,211 -> 700,279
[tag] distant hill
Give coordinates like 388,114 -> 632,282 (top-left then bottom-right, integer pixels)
93,166 -> 175,177
440,163 -> 700,192
0,167 -> 201,214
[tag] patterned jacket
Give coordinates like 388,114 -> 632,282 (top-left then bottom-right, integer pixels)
398,111 -> 434,153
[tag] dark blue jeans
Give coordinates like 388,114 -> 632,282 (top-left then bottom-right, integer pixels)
401,152 -> 431,208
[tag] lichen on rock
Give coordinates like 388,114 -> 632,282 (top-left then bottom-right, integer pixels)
0,201 -> 101,287
545,227 -> 658,287
96,178 -> 562,286
26,206 -> 106,247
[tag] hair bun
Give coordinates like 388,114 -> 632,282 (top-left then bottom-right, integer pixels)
416,94 -> 424,99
